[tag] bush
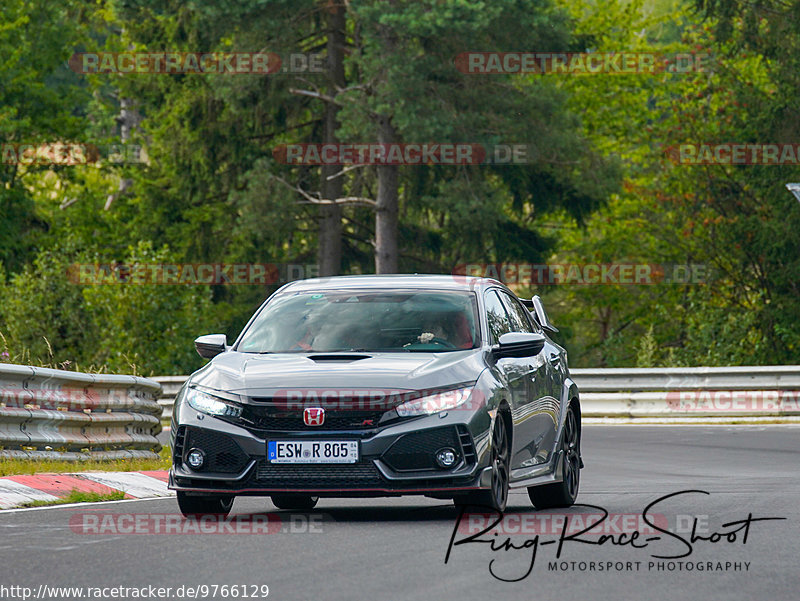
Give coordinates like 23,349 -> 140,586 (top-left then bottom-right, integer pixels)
0,241 -> 220,375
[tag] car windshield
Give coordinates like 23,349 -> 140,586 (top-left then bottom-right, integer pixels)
237,289 -> 480,353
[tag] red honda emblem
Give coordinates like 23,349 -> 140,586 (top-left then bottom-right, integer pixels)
303,407 -> 325,426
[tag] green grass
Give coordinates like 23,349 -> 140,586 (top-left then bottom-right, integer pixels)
18,489 -> 127,508
0,446 -> 172,476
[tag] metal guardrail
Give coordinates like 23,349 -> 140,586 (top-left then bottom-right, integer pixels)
575,366 -> 800,417
155,376 -> 186,421
0,363 -> 163,460
570,366 -> 800,391
153,366 -> 800,420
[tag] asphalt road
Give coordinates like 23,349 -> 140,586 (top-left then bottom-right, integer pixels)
1,425 -> 797,601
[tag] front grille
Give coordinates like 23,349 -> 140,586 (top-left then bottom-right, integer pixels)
172,426 -> 187,466
254,460 -> 385,487
457,425 -> 477,465
382,427 -> 460,472
241,406 -> 387,431
183,427 -> 249,474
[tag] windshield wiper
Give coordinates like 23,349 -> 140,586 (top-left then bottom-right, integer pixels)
250,347 -> 411,354
348,347 -> 410,353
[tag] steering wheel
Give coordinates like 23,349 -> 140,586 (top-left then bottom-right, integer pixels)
405,336 -> 457,350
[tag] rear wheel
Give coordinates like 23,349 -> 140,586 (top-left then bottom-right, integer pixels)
528,404 -> 580,509
454,413 -> 510,512
177,491 -> 234,517
271,495 -> 319,510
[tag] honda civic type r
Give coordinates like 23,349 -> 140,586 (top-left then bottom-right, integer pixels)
169,275 -> 582,515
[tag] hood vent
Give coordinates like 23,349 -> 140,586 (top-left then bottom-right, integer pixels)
307,354 -> 372,363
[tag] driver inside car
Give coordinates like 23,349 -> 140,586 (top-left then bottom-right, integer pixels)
405,313 -> 460,349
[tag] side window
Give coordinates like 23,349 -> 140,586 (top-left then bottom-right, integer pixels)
484,290 -> 513,344
498,290 -> 536,333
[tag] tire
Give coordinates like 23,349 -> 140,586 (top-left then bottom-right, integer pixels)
177,491 -> 234,517
271,494 -> 319,510
528,404 -> 580,509
454,413 -> 510,512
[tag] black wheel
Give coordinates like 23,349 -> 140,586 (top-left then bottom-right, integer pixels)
271,495 -> 319,510
455,413 -> 510,512
177,491 -> 234,517
528,404 -> 580,509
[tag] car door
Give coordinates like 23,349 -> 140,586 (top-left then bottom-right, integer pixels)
484,289 -> 537,474
496,289 -> 557,474
529,296 -> 566,405
530,296 -> 567,464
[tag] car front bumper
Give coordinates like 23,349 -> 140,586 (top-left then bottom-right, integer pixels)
168,404 -> 492,497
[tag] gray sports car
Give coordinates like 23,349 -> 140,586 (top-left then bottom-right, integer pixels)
169,275 -> 582,515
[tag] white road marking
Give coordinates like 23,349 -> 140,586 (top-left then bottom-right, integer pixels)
78,472 -> 174,499
0,480 -> 61,509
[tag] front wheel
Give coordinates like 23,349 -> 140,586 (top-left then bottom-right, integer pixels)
177,491 -> 234,517
454,413 -> 510,512
528,404 -> 580,509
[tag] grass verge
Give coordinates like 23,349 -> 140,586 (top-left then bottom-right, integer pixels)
18,489 -> 127,508
0,447 -> 172,476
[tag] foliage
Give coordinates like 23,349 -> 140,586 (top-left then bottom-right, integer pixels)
529,0 -> 800,366
81,241 -> 217,374
1,0 -> 799,371
0,247 -> 95,370
0,241 -> 217,375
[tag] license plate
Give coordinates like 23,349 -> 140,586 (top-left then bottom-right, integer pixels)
268,440 -> 359,464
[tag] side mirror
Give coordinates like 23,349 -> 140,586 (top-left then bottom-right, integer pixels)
194,334 -> 228,359
494,332 -> 546,359
531,295 -> 558,334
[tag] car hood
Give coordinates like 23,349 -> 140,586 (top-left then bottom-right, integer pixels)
188,350 -> 485,398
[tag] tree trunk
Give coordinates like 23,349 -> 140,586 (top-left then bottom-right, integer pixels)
105,96 -> 140,210
373,6 -> 400,275
317,0 -> 346,277
375,114 -> 399,273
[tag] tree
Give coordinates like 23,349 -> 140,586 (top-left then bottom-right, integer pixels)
338,0 -> 619,272
317,0 -> 347,276
0,0 -> 93,272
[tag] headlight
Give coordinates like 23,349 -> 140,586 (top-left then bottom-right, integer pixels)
186,388 -> 242,418
396,387 -> 474,417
